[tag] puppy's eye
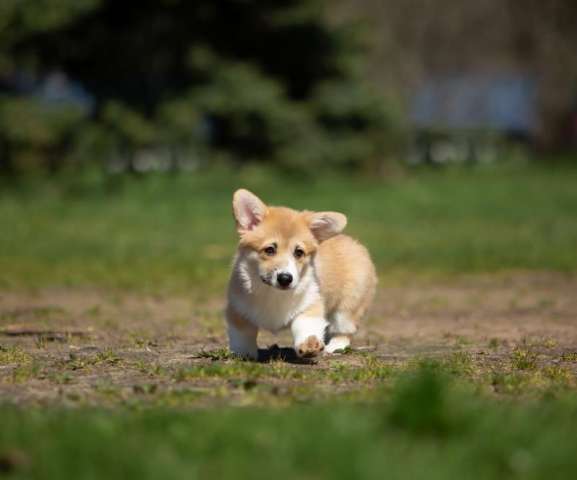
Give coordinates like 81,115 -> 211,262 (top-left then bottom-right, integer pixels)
263,245 -> 276,256
294,247 -> 305,259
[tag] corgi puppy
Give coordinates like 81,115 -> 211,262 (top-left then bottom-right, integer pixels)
226,189 -> 377,359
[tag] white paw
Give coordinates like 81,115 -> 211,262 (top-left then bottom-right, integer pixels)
325,335 -> 351,354
295,335 -> 325,358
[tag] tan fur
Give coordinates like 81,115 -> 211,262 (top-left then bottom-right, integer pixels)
300,301 -> 325,318
316,234 -> 377,329
226,189 -> 377,358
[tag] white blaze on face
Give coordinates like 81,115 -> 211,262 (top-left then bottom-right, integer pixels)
274,256 -> 299,289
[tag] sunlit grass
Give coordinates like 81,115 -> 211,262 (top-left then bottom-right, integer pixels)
1,164 -> 576,293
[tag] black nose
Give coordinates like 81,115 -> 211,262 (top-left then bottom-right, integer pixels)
277,272 -> 293,288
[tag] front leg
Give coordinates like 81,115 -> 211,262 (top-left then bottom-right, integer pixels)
291,302 -> 328,358
226,305 -> 258,360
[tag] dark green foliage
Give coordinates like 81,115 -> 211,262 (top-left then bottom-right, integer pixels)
0,0 -> 396,173
388,362 -> 457,436
0,96 -> 86,171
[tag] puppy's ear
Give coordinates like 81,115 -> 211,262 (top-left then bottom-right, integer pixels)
306,211 -> 347,242
232,189 -> 267,233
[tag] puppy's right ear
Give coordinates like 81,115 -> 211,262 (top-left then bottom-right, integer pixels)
232,189 -> 267,233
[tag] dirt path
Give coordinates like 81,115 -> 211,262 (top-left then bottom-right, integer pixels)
1,273 -> 576,406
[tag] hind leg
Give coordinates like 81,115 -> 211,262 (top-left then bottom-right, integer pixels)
325,311 -> 357,353
325,284 -> 376,354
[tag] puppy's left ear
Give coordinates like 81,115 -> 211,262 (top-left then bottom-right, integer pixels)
306,211 -> 347,242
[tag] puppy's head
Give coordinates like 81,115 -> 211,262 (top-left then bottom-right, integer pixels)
232,189 -> 347,290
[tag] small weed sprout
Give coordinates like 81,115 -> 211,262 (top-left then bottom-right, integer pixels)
510,349 -> 538,371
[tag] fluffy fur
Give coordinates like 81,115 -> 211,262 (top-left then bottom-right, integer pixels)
226,189 -> 377,359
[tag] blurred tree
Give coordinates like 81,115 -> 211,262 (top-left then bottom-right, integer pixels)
333,0 -> 577,150
0,0 -> 100,172
0,96 -> 85,172
0,0 -> 396,174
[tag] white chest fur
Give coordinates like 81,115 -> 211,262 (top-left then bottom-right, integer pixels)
229,259 -> 321,333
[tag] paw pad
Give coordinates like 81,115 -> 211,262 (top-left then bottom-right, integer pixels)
296,336 -> 324,358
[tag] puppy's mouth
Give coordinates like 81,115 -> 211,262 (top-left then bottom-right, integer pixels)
260,276 -> 273,287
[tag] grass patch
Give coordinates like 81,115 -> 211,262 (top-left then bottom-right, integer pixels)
172,355 -> 397,385
1,165 -> 577,293
510,348 -> 539,371
0,346 -> 32,366
1,365 -> 577,479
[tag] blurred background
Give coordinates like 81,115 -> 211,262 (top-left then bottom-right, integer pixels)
1,0 -> 577,294
2,6 -> 577,471
1,0 -> 577,176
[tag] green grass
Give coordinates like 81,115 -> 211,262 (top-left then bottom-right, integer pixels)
1,164 -> 577,293
0,346 -> 32,366
1,365 -> 577,480
2,164 -> 577,478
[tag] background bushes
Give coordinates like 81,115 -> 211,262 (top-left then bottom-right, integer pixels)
0,0 -> 398,174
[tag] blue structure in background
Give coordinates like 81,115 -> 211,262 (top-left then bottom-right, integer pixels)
409,73 -> 538,164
